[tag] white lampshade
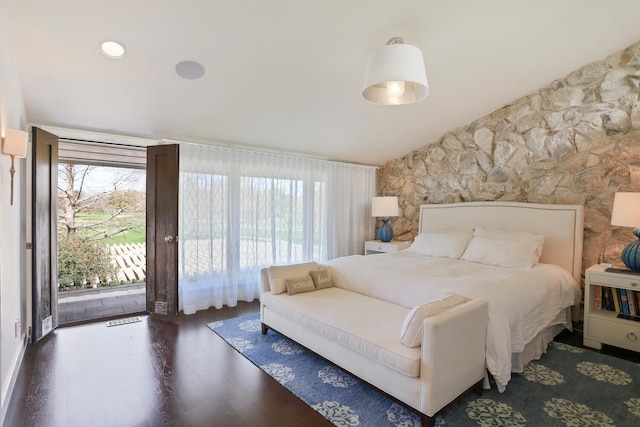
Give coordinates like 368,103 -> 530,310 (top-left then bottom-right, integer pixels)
362,37 -> 429,106
372,196 -> 399,217
2,128 -> 28,158
611,192 -> 640,227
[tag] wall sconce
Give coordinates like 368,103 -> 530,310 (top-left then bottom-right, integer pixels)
362,37 -> 429,106
611,192 -> 640,271
372,196 -> 399,242
2,128 -> 29,206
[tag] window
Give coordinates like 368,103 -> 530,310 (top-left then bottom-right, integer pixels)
178,144 -> 376,313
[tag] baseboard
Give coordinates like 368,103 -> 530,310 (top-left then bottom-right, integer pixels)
1,336 -> 27,426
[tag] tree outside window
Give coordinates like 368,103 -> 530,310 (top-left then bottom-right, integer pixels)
57,164 -> 145,290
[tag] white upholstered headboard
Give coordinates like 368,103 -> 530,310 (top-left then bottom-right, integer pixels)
418,202 -> 584,282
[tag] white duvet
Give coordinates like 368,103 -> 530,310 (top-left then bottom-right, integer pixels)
326,251 -> 581,391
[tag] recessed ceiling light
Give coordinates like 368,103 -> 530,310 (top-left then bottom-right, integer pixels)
101,40 -> 126,58
176,61 -> 205,80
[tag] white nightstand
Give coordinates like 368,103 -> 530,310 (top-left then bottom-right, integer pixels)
583,264 -> 640,353
364,240 -> 410,255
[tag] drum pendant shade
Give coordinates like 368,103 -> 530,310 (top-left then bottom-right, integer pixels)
362,38 -> 429,106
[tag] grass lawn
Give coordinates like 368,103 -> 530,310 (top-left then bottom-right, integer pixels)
72,212 -> 146,245
103,228 -> 146,245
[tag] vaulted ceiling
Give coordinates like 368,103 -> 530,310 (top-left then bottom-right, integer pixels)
3,0 -> 640,165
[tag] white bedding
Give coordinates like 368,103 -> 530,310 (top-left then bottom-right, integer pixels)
326,251 -> 581,391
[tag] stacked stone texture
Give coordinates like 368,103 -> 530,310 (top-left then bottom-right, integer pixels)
378,41 -> 640,280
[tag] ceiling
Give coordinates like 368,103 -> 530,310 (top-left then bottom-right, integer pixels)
3,1 -> 640,166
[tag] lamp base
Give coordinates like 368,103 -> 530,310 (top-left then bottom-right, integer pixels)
377,218 -> 394,242
621,229 -> 640,271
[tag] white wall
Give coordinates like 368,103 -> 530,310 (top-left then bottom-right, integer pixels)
0,0 -> 28,422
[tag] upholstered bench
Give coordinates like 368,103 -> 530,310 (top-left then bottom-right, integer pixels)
260,263 -> 489,427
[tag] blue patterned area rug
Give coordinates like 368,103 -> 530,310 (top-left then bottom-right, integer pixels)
208,313 -> 640,426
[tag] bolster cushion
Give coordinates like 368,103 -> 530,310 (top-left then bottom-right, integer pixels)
400,294 -> 470,347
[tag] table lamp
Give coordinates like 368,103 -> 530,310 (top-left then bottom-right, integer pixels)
611,192 -> 640,271
372,196 -> 399,242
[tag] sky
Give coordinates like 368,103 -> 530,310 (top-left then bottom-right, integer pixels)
58,164 -> 146,193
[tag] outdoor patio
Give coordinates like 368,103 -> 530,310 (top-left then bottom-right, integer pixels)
58,283 -> 146,324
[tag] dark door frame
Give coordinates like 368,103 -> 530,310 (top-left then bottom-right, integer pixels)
31,127 -> 59,342
146,144 -> 179,316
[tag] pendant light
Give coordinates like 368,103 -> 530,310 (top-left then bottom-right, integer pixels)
362,37 -> 429,106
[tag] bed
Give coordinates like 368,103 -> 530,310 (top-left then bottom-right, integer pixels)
260,201 -> 584,424
327,201 -> 584,391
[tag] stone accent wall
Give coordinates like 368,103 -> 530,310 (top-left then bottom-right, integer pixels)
378,41 -> 640,278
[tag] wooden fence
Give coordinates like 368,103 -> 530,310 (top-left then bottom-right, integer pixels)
108,242 -> 146,283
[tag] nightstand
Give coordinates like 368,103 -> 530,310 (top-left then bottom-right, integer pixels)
583,264 -> 640,353
364,240 -> 410,255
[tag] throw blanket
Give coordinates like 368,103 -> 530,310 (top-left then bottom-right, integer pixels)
326,251 -> 580,391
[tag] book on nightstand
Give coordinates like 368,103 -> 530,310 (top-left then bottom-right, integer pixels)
602,287 -> 613,311
628,290 -> 637,316
613,288 -> 621,313
605,267 -> 640,275
594,285 -> 602,309
619,288 -> 630,315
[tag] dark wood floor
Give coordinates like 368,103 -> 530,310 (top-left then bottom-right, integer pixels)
5,301 -> 329,427
6,304 -> 640,427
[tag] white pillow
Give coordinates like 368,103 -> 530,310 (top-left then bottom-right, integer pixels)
267,262 -> 319,294
400,294 -> 470,347
461,235 -> 541,269
408,230 -> 473,259
474,227 -> 545,260
474,227 -> 544,268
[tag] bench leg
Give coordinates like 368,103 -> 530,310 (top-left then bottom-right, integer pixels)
472,379 -> 483,396
420,414 -> 435,427
421,378 -> 483,425
261,323 -> 269,335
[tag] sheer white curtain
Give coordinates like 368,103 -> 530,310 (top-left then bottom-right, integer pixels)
178,144 -> 376,314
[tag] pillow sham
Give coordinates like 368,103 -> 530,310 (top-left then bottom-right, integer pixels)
460,235 -> 541,269
267,262 -> 319,294
310,269 -> 333,290
400,294 -> 470,347
474,227 -> 544,258
408,229 -> 473,259
285,275 -> 316,295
